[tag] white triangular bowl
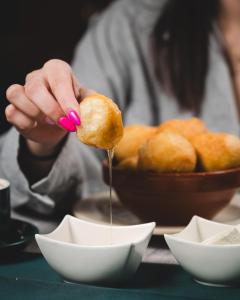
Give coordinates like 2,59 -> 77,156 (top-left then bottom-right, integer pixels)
164,216 -> 240,286
36,215 -> 155,283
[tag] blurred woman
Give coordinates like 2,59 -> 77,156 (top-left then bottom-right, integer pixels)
1,0 -> 240,230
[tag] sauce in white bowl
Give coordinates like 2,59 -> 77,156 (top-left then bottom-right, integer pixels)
164,216 -> 240,286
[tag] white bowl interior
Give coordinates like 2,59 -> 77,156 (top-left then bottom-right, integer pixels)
173,216 -> 233,243
44,215 -> 155,246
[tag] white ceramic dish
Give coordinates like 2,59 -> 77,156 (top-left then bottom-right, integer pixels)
35,215 -> 155,284
164,216 -> 240,286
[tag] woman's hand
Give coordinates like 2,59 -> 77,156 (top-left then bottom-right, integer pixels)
5,59 -> 93,156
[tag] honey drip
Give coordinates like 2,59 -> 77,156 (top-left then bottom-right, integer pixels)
107,149 -> 114,244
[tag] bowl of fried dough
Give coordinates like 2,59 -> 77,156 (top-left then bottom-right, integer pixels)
103,118 -> 240,225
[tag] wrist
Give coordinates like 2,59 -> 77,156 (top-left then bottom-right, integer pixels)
20,135 -> 68,161
18,136 -> 68,185
26,140 -> 60,157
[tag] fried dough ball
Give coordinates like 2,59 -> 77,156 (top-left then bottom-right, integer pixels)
114,125 -> 157,161
117,156 -> 138,170
191,133 -> 240,171
138,132 -> 196,173
76,93 -> 123,149
158,118 -> 208,141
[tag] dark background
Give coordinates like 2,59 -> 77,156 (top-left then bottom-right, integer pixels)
0,0 -> 112,134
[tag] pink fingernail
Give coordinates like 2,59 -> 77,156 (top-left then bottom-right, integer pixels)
67,109 -> 81,126
45,117 -> 55,125
58,116 -> 76,132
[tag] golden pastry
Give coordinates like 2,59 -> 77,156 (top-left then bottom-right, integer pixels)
77,93 -> 123,149
191,132 -> 240,171
117,156 -> 138,170
114,124 -> 157,161
138,132 -> 196,173
158,118 -> 208,141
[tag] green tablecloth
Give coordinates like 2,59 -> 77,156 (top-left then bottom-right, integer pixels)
0,253 -> 240,300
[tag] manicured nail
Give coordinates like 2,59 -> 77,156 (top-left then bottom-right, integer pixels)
58,116 -> 76,132
45,117 -> 55,125
67,109 -> 81,126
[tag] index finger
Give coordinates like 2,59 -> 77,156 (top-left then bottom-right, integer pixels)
43,60 -> 79,114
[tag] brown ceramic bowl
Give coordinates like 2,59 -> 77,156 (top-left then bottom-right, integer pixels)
103,161 -> 240,225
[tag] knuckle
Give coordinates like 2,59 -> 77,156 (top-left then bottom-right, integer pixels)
43,59 -> 70,71
5,105 -> 15,121
25,80 -> 41,98
51,78 -> 66,93
5,105 -> 34,131
30,108 -> 41,119
45,105 -> 58,117
26,105 -> 40,119
17,121 -> 33,131
25,70 -> 41,82
6,84 -> 22,100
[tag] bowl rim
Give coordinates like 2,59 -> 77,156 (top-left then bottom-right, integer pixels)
164,233 -> 240,249
103,160 -> 240,178
164,216 -> 240,249
35,215 -> 155,250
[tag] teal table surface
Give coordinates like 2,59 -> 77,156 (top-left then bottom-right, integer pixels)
0,253 -> 240,300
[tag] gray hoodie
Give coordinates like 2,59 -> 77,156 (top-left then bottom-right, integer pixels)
0,0 -> 238,232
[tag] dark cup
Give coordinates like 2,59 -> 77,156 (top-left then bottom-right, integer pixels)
0,179 -> 10,234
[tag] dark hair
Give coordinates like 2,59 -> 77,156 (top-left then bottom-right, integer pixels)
152,0 -> 220,114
